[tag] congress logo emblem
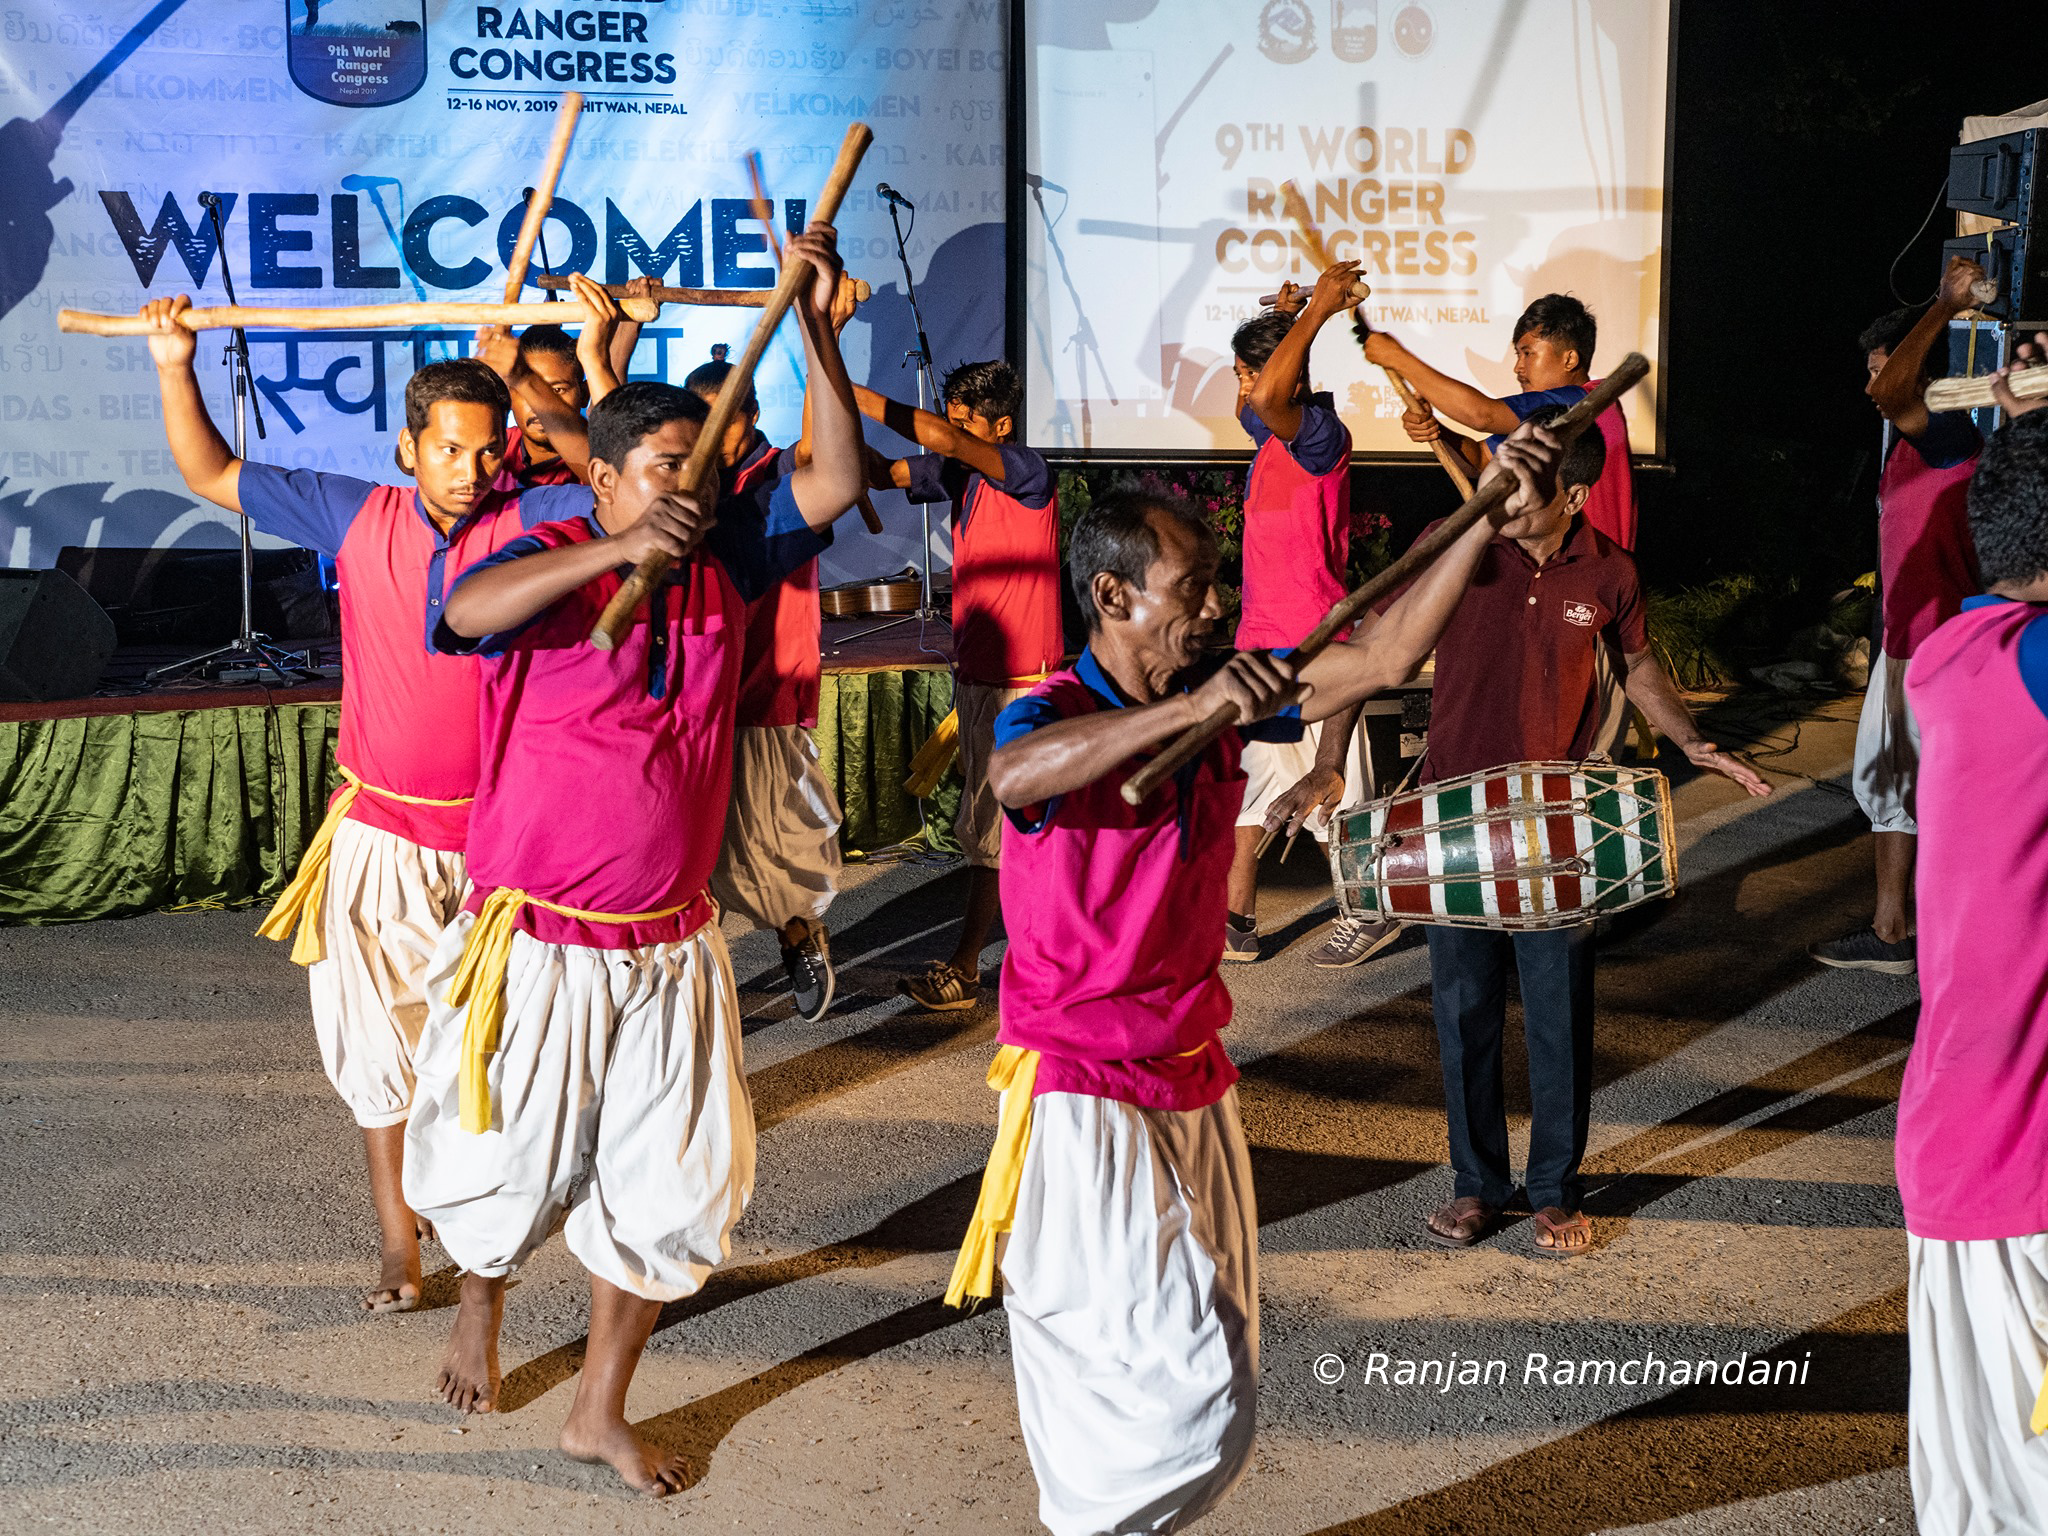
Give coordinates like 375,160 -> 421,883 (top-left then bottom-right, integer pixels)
287,0 -> 428,107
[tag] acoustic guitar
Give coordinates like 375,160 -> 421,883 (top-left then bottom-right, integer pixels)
821,568 -> 924,617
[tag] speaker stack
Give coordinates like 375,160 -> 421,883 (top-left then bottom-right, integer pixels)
0,569 -> 118,703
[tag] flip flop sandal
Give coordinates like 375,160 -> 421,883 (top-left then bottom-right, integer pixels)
1530,1208 -> 1593,1258
1424,1198 -> 1500,1248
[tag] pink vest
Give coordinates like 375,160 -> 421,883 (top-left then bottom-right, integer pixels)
1896,601 -> 2048,1240
1236,424 -> 1351,649
1879,436 -> 1979,659
997,671 -> 1242,1111
334,484 -> 533,851
1581,383 -> 1638,550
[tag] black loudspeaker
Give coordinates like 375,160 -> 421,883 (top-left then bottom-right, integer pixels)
1947,129 -> 2048,322
0,569 -> 119,703
55,545 -> 334,645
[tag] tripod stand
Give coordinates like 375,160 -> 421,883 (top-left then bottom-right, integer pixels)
831,190 -> 948,647
148,193 -> 314,686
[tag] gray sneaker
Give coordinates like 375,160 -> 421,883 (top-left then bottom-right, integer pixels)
1308,916 -> 1402,969
1810,927 -> 1916,975
781,925 -> 834,1023
1222,919 -> 1261,964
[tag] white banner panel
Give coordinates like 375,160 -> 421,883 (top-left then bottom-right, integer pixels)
1021,1 -> 1672,457
0,0 -> 1006,580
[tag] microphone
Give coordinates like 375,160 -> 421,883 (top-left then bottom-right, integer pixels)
197,190 -> 221,209
521,186 -> 537,202
876,182 -> 914,210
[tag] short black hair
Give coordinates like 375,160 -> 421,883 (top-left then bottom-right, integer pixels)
1513,294 -> 1596,368
1858,305 -> 1946,380
1523,404 -> 1607,495
404,359 -> 510,436
1067,491 -> 1213,633
517,323 -> 578,361
1231,311 -> 1294,371
586,381 -> 708,471
1967,411 -> 2048,588
942,359 -> 1022,424
682,357 -> 757,413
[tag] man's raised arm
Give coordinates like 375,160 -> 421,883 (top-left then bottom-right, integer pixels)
852,385 -> 1008,482
1246,260 -> 1361,441
142,295 -> 242,513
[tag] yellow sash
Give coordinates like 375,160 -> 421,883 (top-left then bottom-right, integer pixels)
446,885 -> 701,1135
904,673 -> 1053,799
943,1045 -> 1040,1308
256,769 -> 472,966
2033,1370 -> 2048,1436
942,1037 -> 1212,1309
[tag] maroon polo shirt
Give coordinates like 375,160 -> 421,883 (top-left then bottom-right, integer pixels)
1378,515 -> 1647,783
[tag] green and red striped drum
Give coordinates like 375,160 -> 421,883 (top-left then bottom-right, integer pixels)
1329,761 -> 1676,930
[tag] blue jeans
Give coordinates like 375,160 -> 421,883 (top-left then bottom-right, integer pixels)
1426,924 -> 1596,1213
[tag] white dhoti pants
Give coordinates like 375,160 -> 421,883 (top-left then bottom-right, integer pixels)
1854,649 -> 1922,835
403,912 -> 755,1302
1000,1089 -> 1260,1536
305,818 -> 468,1129
709,723 -> 843,933
1910,1233 -> 2048,1535
1235,718 -> 1373,844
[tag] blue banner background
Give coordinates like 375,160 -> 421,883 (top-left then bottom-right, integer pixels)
0,0 -> 1006,583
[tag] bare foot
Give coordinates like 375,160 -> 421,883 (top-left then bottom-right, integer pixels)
363,1241 -> 422,1314
416,1214 -> 439,1246
434,1273 -> 503,1413
560,1409 -> 690,1496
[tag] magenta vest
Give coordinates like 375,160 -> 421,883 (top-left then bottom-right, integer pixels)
996,672 -> 1244,1110
1896,601 -> 2048,1239
1878,436 -> 1979,658
1236,426 -> 1351,649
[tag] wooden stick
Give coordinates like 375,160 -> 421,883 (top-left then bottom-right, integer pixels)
1275,179 -> 1473,497
61,299 -> 664,335
1257,279 -> 1373,307
535,274 -> 871,307
503,93 -> 583,302
588,123 -> 876,651
1120,354 -> 1651,806
1381,365 -> 1476,497
1925,363 -> 2048,412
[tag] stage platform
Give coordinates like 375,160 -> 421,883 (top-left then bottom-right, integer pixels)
0,618 -> 960,926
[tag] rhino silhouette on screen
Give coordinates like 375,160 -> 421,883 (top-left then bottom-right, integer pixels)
0,0 -> 190,322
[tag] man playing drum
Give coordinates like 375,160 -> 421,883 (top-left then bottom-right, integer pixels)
1385,405 -> 1770,1256
943,421 -> 1565,1535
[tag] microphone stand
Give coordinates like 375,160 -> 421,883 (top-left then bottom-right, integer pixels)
840,192 -> 944,645
149,195 -> 315,685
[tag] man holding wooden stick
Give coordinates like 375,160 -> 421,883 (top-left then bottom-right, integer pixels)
942,421 -> 1567,1536
400,222 -> 869,1496
134,295 -> 586,1317
1224,262 -> 1381,968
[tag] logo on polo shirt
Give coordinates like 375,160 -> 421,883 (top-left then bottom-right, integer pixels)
1562,600 -> 1598,628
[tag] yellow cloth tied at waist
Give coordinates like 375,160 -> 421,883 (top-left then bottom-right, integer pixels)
2033,1367 -> 2048,1436
905,672 -> 1053,799
942,1037 -> 1212,1310
446,885 -> 700,1135
256,768 -> 472,966
943,1045 -> 1041,1309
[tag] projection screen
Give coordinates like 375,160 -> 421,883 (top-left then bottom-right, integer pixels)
1018,1 -> 1674,459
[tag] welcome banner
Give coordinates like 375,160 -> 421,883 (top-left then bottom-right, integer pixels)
0,0 -> 1005,582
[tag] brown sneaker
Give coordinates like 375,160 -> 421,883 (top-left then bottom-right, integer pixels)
899,960 -> 979,1012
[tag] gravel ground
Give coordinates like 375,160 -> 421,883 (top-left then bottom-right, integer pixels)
0,693 -> 1919,1534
